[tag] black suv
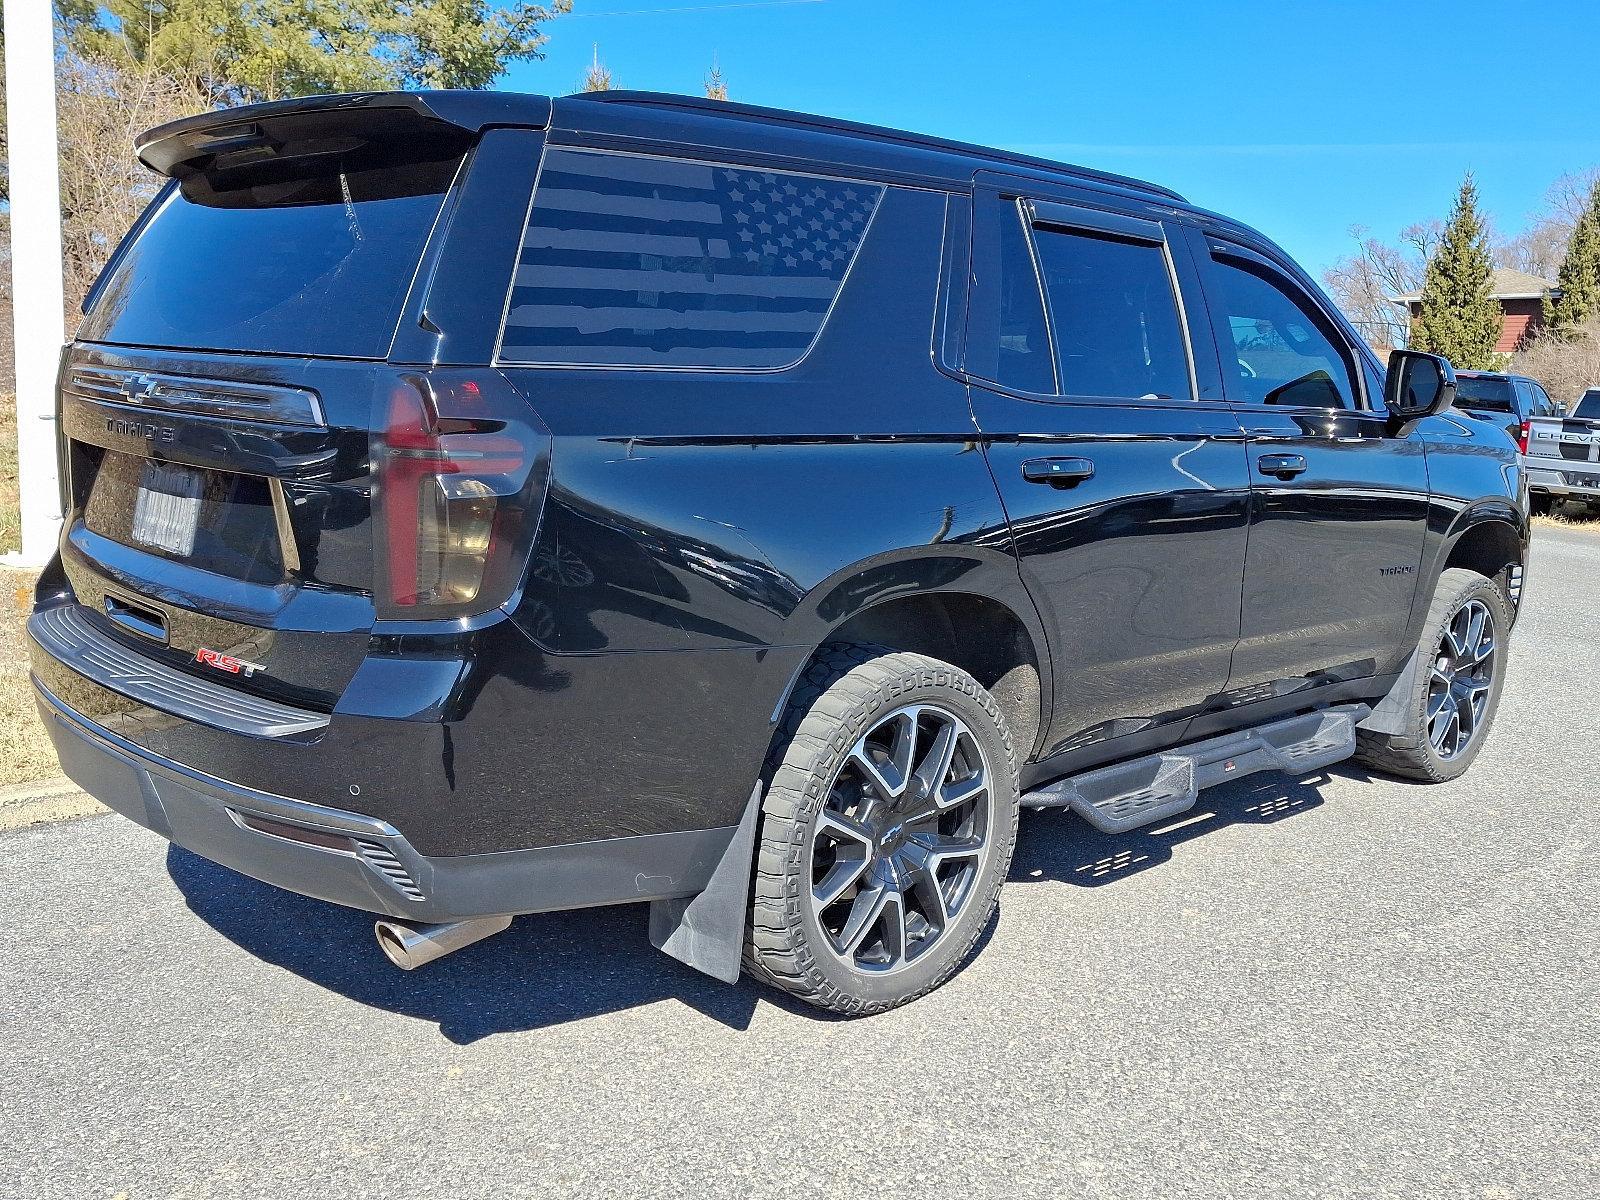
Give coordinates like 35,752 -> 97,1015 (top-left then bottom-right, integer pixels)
1451,368 -> 1562,446
30,91 -> 1528,1013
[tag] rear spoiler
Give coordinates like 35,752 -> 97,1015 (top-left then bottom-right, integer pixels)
137,90 -> 553,180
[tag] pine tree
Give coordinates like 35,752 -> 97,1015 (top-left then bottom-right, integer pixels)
704,56 -> 728,100
1546,180 -> 1600,334
61,0 -> 573,101
1410,174 -> 1504,370
582,43 -> 615,92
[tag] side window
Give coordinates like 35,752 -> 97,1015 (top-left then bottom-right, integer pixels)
1207,254 -> 1358,409
992,202 -> 1056,393
1363,357 -> 1387,412
1032,225 -> 1192,400
1513,380 -> 1536,417
500,149 -> 883,368
1531,382 -> 1555,416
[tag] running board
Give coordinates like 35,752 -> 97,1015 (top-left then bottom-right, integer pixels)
1021,704 -> 1368,834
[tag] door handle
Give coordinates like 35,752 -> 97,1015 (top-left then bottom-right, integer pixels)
1021,456 -> 1095,488
1256,453 -> 1308,479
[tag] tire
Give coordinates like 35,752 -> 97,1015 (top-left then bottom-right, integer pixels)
1355,568 -> 1512,782
745,645 -> 1020,1014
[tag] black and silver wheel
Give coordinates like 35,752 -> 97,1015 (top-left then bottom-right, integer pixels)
747,646 -> 1019,1014
1356,568 -> 1512,782
1426,597 -> 1497,761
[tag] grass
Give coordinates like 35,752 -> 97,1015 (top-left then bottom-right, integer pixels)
1533,505 -> 1600,533
1,395 -> 63,788
2,393 -> 19,555
1,565 -> 60,788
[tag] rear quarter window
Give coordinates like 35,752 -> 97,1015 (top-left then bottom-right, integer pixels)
499,149 -> 883,369
80,153 -> 462,359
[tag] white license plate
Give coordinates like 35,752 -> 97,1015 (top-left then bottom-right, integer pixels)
131,462 -> 203,556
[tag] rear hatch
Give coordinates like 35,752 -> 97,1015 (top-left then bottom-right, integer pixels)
53,98 -> 549,721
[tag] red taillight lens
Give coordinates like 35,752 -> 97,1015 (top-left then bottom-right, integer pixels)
375,373 -> 546,619
1517,420 -> 1531,454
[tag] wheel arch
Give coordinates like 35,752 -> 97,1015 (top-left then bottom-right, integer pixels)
774,549 -> 1053,763
1438,501 -> 1528,614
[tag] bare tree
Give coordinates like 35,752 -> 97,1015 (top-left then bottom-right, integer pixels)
1400,220 -> 1444,262
55,52 -> 214,320
1322,225 -> 1424,353
1513,316 -> 1600,403
1497,220 -> 1570,278
1495,168 -> 1600,278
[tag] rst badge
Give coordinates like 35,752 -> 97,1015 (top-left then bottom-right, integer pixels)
195,647 -> 265,678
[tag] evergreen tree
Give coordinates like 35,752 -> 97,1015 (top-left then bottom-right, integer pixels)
60,0 -> 571,101
582,43 -> 615,92
704,57 -> 728,101
1410,174 -> 1504,369
1546,180 -> 1600,334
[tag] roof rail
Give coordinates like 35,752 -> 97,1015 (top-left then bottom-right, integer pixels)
568,91 -> 1186,204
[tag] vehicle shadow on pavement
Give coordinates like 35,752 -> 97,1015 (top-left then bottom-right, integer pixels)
1009,769 -> 1334,888
166,845 -> 785,1042
163,770 -> 1330,1041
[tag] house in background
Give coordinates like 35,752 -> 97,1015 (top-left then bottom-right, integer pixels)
1392,268 -> 1560,354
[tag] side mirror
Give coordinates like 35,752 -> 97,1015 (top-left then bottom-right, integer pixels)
1384,350 -> 1457,424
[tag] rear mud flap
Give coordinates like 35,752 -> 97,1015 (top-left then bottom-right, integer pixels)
648,782 -> 763,984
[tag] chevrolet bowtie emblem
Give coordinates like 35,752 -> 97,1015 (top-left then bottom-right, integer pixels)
118,373 -> 158,403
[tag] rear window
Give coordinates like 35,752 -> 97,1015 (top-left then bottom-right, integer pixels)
80,152 -> 462,359
499,149 -> 883,369
1454,377 -> 1514,412
1576,390 -> 1600,420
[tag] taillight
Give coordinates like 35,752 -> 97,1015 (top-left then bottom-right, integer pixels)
1517,420 -> 1531,454
375,372 -> 548,619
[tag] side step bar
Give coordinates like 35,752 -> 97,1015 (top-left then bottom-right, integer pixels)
1022,704 -> 1368,834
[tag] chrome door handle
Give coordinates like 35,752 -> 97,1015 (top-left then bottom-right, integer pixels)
1021,457 -> 1095,487
1257,453 -> 1308,479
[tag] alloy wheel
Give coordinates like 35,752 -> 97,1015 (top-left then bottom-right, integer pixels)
808,703 -> 993,974
1428,598 -> 1496,761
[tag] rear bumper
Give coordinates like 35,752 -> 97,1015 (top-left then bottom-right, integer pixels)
1526,461 -> 1600,500
35,678 -> 735,922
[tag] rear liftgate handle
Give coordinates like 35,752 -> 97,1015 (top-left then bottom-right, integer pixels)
1021,456 -> 1095,488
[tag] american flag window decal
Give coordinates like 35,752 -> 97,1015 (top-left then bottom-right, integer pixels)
499,149 -> 884,368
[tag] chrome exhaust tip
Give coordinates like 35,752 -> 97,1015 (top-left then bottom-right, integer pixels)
374,914 -> 513,970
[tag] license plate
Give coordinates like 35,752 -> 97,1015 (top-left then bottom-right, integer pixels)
131,462 -> 203,556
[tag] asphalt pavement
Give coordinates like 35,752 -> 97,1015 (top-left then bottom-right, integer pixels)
2,527 -> 1596,1199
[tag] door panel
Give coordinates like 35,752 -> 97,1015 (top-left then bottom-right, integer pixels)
977,400 -> 1252,758
965,185 -> 1250,764
1190,231 -> 1429,701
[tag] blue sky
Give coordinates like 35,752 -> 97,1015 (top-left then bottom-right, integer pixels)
501,0 -> 1600,281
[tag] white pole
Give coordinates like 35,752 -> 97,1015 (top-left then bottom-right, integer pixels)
3,0 -> 65,568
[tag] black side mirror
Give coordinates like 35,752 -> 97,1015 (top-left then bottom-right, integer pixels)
1384,350 -> 1457,425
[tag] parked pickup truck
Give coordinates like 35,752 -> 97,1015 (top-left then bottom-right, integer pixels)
1525,387 -> 1600,512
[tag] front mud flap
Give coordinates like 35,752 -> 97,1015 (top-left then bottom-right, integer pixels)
648,782 -> 763,984
1357,650 -> 1420,736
